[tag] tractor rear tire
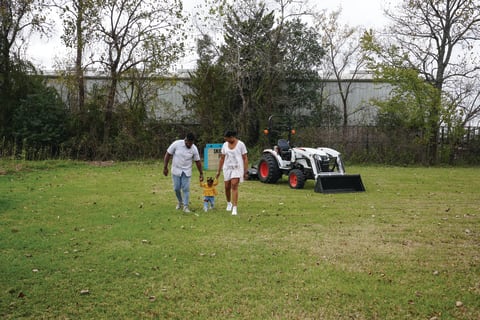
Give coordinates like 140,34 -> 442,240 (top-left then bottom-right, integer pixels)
258,153 -> 281,183
288,169 -> 306,189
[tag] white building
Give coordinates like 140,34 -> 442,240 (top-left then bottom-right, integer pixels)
45,71 -> 390,125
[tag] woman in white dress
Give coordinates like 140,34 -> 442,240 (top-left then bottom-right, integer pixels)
215,130 -> 248,216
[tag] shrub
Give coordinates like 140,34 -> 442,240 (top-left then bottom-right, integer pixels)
12,87 -> 68,159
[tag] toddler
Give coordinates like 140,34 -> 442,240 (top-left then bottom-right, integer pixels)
200,177 -> 218,212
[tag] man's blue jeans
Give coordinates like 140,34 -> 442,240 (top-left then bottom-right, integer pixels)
172,172 -> 191,207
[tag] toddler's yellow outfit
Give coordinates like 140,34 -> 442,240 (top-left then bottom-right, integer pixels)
200,178 -> 218,211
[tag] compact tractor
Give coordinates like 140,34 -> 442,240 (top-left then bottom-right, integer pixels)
251,115 -> 365,193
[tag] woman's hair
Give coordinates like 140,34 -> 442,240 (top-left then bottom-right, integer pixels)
223,130 -> 237,138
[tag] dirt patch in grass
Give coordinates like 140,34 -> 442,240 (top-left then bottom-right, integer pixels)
0,163 -> 26,175
280,222 -> 422,272
88,161 -> 115,167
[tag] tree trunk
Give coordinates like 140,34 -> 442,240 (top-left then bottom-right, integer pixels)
427,97 -> 442,165
75,2 -> 85,112
0,37 -> 13,136
103,75 -> 117,146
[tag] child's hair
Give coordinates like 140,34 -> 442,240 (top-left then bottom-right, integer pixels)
207,177 -> 214,184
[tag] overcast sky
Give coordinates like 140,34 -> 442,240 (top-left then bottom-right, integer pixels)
320,0 -> 388,27
26,0 -> 389,71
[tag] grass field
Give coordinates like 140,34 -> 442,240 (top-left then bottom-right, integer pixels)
0,160 -> 479,319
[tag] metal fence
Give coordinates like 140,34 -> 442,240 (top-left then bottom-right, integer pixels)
293,126 -> 480,165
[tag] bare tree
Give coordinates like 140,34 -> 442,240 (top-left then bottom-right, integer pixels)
368,0 -> 480,163
92,0 -> 186,145
51,0 -> 99,112
53,0 -> 98,112
446,77 -> 480,125
315,9 -> 367,129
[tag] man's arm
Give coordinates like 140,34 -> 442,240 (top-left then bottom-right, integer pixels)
163,152 -> 171,176
195,160 -> 204,181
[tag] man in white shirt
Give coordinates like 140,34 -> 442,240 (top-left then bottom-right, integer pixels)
163,133 -> 204,212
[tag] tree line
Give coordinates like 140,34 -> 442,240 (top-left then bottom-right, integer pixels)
1,0 -> 479,164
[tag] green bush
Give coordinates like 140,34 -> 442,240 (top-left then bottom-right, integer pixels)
12,87 -> 68,159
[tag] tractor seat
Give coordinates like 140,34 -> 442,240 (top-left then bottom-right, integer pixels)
277,139 -> 291,160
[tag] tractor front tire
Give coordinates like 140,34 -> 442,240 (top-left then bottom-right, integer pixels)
258,153 -> 281,183
288,169 -> 306,189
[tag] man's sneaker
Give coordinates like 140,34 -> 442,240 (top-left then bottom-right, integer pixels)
175,203 -> 182,210
203,207 -> 208,212
226,202 -> 233,211
232,206 -> 238,216
183,206 -> 191,213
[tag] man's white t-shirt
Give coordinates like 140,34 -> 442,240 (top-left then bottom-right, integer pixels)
167,139 -> 201,177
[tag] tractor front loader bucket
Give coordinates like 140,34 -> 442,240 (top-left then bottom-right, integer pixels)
314,174 -> 365,193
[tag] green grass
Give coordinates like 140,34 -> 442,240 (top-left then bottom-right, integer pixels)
1,160 -> 479,319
